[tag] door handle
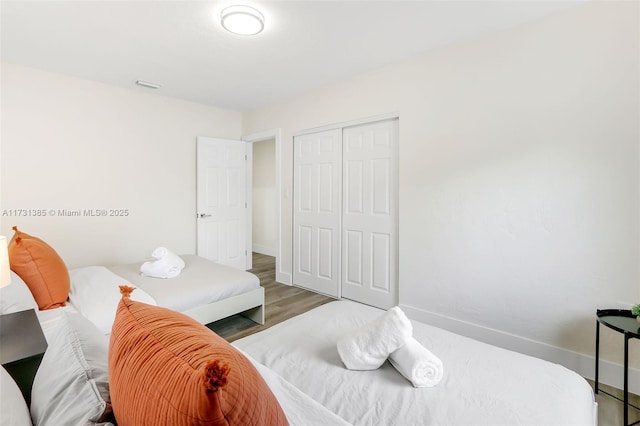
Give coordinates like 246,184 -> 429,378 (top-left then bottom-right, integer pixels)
198,213 -> 212,218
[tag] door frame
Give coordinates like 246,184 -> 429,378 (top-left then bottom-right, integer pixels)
242,129 -> 284,280
292,112 -> 399,138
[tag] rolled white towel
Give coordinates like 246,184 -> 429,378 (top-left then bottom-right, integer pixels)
337,306 -> 413,370
389,336 -> 444,387
140,247 -> 185,278
151,246 -> 185,269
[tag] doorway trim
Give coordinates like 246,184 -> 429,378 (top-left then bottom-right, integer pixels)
242,128 -> 289,283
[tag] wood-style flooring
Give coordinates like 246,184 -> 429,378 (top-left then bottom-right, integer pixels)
208,253 -> 639,426
207,252 -> 335,342
588,379 -> 640,426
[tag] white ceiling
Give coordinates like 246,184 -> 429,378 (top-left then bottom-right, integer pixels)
1,1 -> 581,112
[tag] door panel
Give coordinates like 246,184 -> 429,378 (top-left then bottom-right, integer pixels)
372,232 -> 391,291
373,158 -> 391,214
196,137 -> 247,270
298,225 -> 313,274
345,230 -> 363,285
341,119 -> 398,309
293,129 -> 342,297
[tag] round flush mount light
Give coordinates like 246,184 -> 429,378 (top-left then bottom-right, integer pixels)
221,5 -> 265,36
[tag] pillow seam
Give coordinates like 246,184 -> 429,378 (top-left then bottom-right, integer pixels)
19,240 -> 60,308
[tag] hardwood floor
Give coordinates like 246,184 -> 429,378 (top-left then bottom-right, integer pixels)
208,253 -> 639,425
588,380 -> 640,426
207,252 -> 335,342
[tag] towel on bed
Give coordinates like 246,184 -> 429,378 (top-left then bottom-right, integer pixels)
337,306 -> 412,370
140,247 -> 185,279
389,336 -> 444,387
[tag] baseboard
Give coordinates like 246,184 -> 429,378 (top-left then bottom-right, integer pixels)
400,303 -> 640,395
276,270 -> 292,285
252,244 -> 276,256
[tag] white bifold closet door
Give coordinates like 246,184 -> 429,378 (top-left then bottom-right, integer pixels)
293,119 -> 398,309
293,129 -> 342,298
341,120 -> 398,309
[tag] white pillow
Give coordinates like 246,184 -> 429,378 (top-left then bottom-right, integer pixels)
0,271 -> 39,314
0,366 -> 31,426
30,311 -> 114,426
68,266 -> 156,334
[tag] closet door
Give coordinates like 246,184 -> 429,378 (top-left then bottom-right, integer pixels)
341,119 -> 398,309
293,129 -> 342,297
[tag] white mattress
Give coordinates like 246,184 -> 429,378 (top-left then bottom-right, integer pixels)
233,300 -> 597,426
108,255 -> 259,312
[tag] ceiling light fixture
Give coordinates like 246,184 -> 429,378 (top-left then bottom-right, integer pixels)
136,80 -> 162,89
221,5 -> 264,36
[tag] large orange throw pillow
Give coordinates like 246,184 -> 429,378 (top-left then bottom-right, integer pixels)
108,286 -> 289,426
8,226 -> 70,310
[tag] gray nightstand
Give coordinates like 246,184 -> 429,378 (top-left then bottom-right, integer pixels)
0,309 -> 48,406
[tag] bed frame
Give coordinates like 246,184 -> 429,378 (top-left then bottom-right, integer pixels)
183,286 -> 265,326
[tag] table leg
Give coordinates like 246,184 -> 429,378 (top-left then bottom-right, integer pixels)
624,333 -> 629,426
595,320 -> 600,394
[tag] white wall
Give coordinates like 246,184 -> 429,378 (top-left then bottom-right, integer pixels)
242,1 -> 639,390
252,138 -> 276,256
1,63 -> 242,268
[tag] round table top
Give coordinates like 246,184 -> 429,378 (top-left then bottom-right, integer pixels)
597,309 -> 640,338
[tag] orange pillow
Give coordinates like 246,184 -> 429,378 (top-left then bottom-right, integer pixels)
108,286 -> 289,426
8,226 -> 69,310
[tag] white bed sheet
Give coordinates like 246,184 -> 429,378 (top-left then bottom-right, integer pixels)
234,300 -> 597,426
245,351 -> 351,425
34,304 -> 78,341
108,255 -> 259,312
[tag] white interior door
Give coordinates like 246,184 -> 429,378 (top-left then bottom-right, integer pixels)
293,129 -> 342,297
341,119 -> 398,309
196,137 -> 247,270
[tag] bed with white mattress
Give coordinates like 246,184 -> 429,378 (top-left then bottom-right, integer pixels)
1,271 -> 346,426
59,254 -> 263,335
107,254 -> 264,326
24,305 -> 350,426
233,300 -> 598,426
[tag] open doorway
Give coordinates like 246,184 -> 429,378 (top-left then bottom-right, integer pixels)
243,129 -> 286,283
251,138 -> 276,256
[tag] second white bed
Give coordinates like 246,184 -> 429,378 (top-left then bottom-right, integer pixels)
108,254 -> 264,325
67,255 -> 264,334
233,300 -> 597,426
108,254 -> 264,326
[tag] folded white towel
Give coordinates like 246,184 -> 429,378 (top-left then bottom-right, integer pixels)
337,306 -> 413,370
389,336 -> 444,387
140,247 -> 185,279
140,261 -> 182,279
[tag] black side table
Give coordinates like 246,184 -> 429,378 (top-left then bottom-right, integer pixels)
0,309 -> 48,406
595,309 -> 640,426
